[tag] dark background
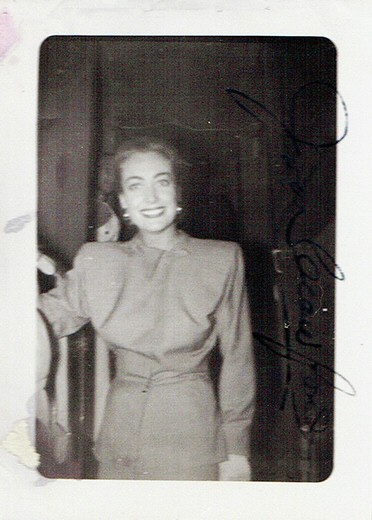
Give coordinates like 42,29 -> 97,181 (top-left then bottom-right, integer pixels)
38,37 -> 337,481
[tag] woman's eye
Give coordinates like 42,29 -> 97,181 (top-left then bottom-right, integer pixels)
158,179 -> 170,187
128,183 -> 141,191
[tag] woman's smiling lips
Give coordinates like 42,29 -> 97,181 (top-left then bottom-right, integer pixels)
140,207 -> 166,218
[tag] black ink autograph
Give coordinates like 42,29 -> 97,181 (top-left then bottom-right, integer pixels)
251,331 -> 355,397
286,207 -> 345,349
227,82 -> 354,435
226,82 -> 348,148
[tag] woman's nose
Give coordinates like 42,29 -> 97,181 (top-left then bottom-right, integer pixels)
144,184 -> 158,203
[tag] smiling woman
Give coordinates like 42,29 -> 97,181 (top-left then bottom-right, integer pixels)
35,36 -> 340,483
38,136 -> 256,480
117,143 -> 180,248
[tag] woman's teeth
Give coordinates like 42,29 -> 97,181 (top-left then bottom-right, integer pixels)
141,208 -> 165,218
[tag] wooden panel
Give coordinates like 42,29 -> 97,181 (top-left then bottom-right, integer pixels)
38,38 -> 97,264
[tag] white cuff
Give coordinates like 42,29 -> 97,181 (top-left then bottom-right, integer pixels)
218,454 -> 252,481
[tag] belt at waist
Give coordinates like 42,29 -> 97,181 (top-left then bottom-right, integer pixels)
113,370 -> 211,387
111,346 -> 211,382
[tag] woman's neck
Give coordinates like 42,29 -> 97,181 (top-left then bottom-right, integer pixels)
138,225 -> 179,251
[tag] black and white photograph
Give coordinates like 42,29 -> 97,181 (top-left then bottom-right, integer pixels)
0,2 -> 371,519
36,36 -> 339,482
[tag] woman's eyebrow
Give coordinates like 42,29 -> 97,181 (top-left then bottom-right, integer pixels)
124,175 -> 143,183
124,172 -> 172,183
154,171 -> 172,178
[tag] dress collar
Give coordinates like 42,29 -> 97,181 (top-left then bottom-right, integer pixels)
126,230 -> 191,257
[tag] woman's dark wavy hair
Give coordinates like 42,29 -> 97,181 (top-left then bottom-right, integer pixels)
113,136 -> 186,195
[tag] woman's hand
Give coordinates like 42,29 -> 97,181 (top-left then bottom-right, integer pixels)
36,312 -> 52,428
37,251 -> 56,276
37,312 -> 52,384
218,454 -> 252,481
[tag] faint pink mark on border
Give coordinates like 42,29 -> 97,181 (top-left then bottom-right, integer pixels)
0,11 -> 19,60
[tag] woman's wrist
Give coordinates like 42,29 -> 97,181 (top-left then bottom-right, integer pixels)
218,454 -> 252,481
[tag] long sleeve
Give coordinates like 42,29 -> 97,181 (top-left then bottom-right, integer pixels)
215,243 -> 255,458
37,245 -> 91,339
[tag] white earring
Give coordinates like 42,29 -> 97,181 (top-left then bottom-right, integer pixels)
176,206 -> 183,215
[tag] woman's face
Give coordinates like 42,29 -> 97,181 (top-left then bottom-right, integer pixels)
118,151 -> 178,235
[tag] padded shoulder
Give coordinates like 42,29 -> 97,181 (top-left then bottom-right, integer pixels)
74,241 -> 127,269
185,237 -> 243,275
187,236 -> 241,259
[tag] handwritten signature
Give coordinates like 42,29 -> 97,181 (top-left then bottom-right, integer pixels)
226,82 -> 353,435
